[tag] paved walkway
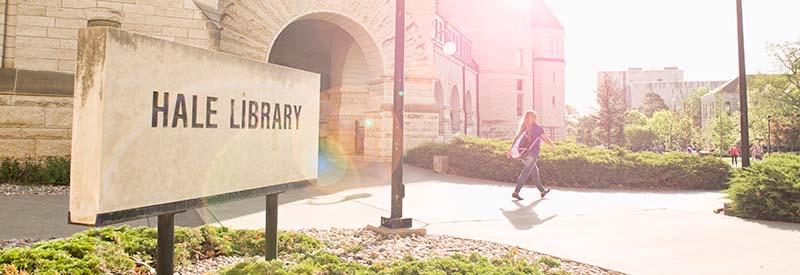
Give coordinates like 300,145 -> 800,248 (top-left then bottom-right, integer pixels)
2,159 -> 799,275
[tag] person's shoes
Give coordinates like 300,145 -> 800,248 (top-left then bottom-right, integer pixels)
512,192 -> 524,200
540,189 -> 551,199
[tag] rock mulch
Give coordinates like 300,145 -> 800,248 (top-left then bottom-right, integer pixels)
175,228 -> 623,275
0,239 -> 42,250
0,184 -> 69,196
2,228 -> 624,275
300,228 -> 623,275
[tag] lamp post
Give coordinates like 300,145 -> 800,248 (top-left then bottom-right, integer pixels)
382,0 -> 412,229
767,115 -> 772,154
736,0 -> 751,167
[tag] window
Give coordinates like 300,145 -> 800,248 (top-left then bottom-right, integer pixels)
549,38 -> 559,57
552,72 -> 556,83
552,96 -> 556,107
517,49 -> 523,67
516,93 -> 524,116
516,79 -> 523,91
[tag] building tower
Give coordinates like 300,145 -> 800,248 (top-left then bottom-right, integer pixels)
530,0 -> 566,139
437,0 -> 566,139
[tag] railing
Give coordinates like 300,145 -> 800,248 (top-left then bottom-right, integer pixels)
432,14 -> 477,69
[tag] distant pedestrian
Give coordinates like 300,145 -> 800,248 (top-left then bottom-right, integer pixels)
506,110 -> 556,200
729,145 -> 739,166
752,142 -> 764,160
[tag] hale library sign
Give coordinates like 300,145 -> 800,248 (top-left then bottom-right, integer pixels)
68,27 -> 320,227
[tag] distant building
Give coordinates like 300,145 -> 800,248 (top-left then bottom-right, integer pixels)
439,0 -> 566,139
0,0 -> 566,160
700,78 -> 741,130
598,67 -> 726,112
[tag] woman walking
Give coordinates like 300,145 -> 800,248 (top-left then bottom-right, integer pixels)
506,111 -> 556,200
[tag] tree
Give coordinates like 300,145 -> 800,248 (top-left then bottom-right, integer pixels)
593,73 -> 627,146
707,111 -> 739,155
765,41 -> 800,151
624,125 -> 658,152
624,109 -> 648,126
684,88 -> 708,129
647,110 -> 675,149
576,115 -> 598,146
642,92 -> 669,117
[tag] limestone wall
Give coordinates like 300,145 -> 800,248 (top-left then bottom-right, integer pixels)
0,93 -> 72,159
8,0 -> 216,73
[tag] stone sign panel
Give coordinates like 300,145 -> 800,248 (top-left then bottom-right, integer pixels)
69,27 -> 320,226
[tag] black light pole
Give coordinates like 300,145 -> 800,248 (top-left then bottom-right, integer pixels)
382,0 -> 412,229
736,0 -> 751,167
767,115 -> 772,154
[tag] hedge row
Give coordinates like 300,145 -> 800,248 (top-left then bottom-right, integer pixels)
726,153 -> 800,223
406,137 -> 731,190
0,157 -> 70,186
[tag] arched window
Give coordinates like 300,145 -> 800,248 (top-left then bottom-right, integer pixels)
725,101 -> 732,115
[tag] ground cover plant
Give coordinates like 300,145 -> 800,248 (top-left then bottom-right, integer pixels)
406,136 -> 731,190
0,157 -> 70,186
0,226 -> 320,275
0,226 -> 566,275
726,153 -> 800,223
215,253 -> 564,275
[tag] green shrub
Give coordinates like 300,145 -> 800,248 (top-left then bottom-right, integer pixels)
215,253 -> 552,275
624,125 -> 658,152
0,157 -> 70,186
0,226 -> 323,275
406,137 -> 731,190
537,256 -> 561,269
726,153 -> 800,222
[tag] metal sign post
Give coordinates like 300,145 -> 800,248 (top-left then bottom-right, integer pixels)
156,213 -> 175,275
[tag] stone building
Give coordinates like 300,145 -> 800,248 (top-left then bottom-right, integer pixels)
599,67 -> 726,112
438,0 -> 566,139
1,0 -> 566,160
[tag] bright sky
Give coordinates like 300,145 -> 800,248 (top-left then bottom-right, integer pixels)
545,0 -> 800,114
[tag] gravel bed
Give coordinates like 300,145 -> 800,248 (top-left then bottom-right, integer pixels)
2,228 -> 624,275
0,238 -> 42,250
299,228 -> 623,275
0,183 -> 69,196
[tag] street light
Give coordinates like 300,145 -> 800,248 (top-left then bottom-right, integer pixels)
383,0 -> 411,229
736,0 -> 751,167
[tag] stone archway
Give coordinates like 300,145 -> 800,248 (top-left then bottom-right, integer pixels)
268,19 -> 372,159
434,80 -> 446,139
450,86 -> 461,134
218,1 -> 437,160
465,90 -> 473,133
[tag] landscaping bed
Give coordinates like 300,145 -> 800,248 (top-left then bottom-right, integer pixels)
407,137 -> 731,190
0,184 -> 68,196
726,153 -> 800,223
0,226 -> 621,275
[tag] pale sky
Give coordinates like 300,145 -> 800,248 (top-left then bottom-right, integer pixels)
545,0 -> 800,114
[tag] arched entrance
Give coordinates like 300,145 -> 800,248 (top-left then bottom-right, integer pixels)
268,16 -> 380,167
465,90 -> 473,134
434,80 -> 446,140
450,86 -> 462,134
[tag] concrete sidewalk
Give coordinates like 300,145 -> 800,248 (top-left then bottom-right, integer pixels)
202,163 -> 800,275
2,160 -> 799,275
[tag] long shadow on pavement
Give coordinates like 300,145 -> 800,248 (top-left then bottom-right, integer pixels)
499,199 -> 557,230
